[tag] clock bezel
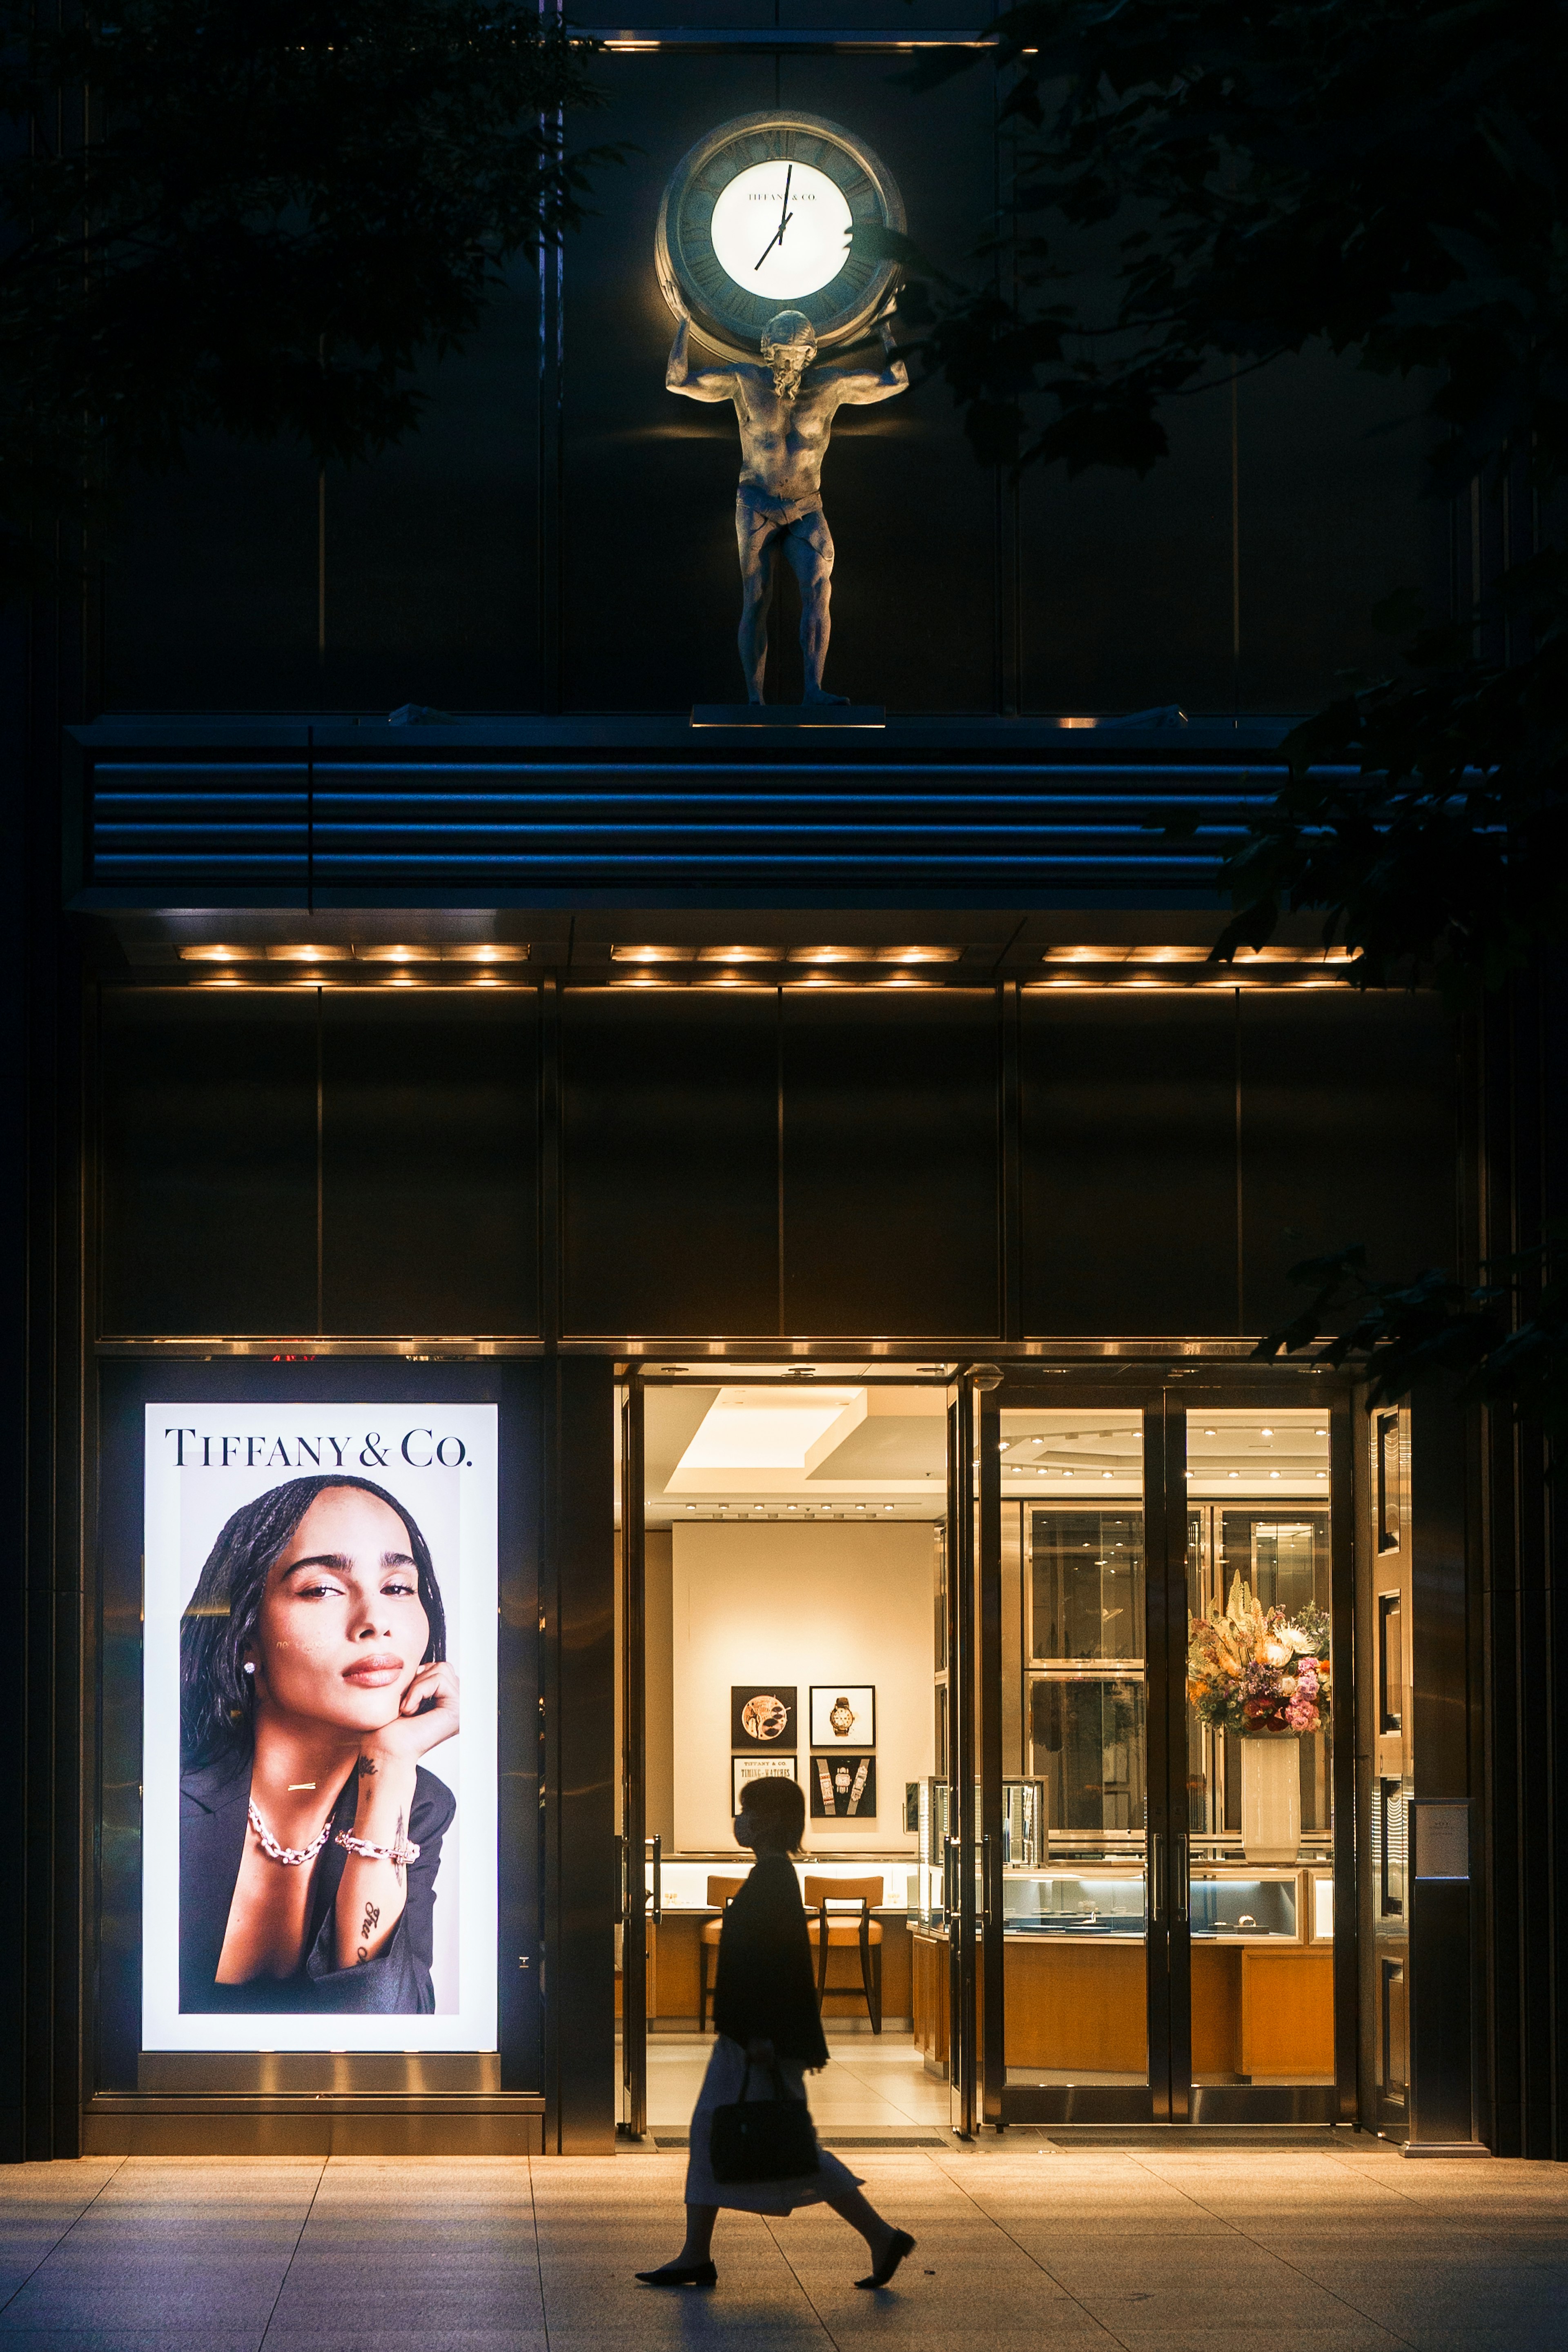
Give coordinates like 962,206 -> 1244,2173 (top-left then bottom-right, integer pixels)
656,109 -> 905,363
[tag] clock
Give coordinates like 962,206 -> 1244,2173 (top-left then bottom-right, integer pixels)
656,110 -> 905,362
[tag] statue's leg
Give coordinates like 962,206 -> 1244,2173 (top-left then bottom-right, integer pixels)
783,514 -> 843,702
735,503 -> 776,704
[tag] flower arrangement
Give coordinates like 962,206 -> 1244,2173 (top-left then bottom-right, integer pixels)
1187,1575 -> 1331,1737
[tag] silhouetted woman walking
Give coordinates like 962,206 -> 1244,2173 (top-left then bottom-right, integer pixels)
636,1773 -> 915,2291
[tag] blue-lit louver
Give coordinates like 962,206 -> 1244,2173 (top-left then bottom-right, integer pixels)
70,733 -> 1313,902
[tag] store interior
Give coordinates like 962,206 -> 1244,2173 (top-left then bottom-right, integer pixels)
618,1373 -> 1337,2135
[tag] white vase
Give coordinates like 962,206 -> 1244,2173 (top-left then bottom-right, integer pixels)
1239,1736 -> 1301,1864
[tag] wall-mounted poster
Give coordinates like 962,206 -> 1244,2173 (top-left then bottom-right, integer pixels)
810,1686 -> 875,1746
731,1686 -> 797,1748
810,1754 -> 878,1819
733,1757 -> 798,1811
141,1405 -> 499,2053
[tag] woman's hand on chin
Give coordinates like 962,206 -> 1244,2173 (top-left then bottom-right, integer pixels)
358,1659 -> 460,1770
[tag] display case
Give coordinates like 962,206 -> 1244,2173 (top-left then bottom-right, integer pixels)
907,1778 -> 1047,1924
1188,1869 -> 1298,1940
1002,1868 -> 1147,1934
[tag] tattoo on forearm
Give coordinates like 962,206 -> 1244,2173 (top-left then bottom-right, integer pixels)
355,1899 -> 381,1964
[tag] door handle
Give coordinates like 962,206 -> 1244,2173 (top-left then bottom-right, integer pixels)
981,1831 -> 991,1925
613,1833 -> 626,1926
1172,1832 -> 1188,1927
1149,1832 -> 1165,1926
647,1832 -> 663,1925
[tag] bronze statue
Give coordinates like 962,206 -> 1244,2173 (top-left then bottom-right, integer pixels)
666,301 -> 907,705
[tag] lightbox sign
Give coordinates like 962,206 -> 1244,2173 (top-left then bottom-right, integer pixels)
141,1405 -> 498,2052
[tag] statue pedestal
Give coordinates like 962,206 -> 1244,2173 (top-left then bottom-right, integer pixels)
690,704 -> 885,729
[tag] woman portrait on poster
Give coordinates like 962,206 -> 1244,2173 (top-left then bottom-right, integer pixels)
178,1472 -> 459,2014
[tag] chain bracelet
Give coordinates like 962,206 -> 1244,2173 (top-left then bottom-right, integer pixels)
336,1829 -> 421,1866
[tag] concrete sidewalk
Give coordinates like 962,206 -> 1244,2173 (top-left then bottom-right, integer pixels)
1,2138 -> 1564,2351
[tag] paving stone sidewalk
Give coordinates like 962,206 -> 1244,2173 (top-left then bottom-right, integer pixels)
1,2138 -> 1564,2352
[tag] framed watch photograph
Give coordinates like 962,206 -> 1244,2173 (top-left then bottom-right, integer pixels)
809,1753 -> 877,1820
809,1686 -> 875,1747
733,1756 -> 798,1811
731,1686 -> 797,1748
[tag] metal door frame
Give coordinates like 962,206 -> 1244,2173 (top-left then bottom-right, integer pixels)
980,1371 -> 1357,2131
617,1371 -> 649,2139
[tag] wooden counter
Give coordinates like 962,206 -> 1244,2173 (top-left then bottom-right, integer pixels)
912,1929 -> 1333,2080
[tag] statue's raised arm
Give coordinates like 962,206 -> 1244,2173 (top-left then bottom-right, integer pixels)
666,315 -> 739,405
819,313 -> 909,409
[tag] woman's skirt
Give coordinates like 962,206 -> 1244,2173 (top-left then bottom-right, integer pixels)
683,2034 -> 863,2215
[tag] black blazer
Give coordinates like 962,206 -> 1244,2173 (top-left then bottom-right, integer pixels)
711,1853 -> 829,2069
178,1753 -> 455,2014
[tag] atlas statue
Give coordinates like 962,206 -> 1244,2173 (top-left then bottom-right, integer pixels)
665,298 -> 907,705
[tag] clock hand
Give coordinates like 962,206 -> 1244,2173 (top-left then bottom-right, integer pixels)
755,164 -> 794,270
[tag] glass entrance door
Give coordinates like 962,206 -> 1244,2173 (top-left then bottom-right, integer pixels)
617,1373 -> 649,2139
1181,1400 -> 1346,2123
978,1390 -> 1168,2123
972,1381 -> 1352,2130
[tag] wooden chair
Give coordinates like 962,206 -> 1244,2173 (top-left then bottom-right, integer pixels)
804,1875 -> 884,2034
697,1875 -> 745,2033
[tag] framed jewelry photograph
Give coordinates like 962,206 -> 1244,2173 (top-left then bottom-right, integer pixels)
809,1753 -> 877,1820
731,1686 -> 797,1748
733,1756 -> 798,1811
809,1686 -> 875,1747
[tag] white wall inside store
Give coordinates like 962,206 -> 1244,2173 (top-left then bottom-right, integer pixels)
646,1529 -> 675,1850
669,1521 -> 936,1854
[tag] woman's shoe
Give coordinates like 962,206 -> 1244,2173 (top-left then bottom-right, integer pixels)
635,2261 -> 718,2288
855,2228 -> 916,2290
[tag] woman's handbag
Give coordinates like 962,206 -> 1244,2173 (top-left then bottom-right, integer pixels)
709,2057 -> 820,2185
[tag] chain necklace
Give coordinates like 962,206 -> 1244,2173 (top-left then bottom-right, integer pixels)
247,1795 -> 332,1868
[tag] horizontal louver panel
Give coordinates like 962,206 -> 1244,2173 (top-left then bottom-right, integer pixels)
76,744 -> 1311,896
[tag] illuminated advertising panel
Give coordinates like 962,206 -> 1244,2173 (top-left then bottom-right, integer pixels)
141,1404 -> 498,2053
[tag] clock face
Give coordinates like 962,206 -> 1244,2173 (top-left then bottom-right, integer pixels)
657,111 -> 904,362
708,161 -> 854,302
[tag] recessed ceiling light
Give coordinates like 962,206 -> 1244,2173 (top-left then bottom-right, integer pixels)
1315,1427 -> 1327,1436
1261,1426 -> 1274,1437
1102,1471 -> 1113,1480
1062,1469 -> 1074,1478
1228,1470 -> 1239,1479
1316,1471 -> 1327,1480
1204,1428 -> 1216,1437
1269,1470 -> 1281,1479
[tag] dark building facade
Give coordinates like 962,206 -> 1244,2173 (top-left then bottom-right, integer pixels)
3,13 -> 1563,2166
